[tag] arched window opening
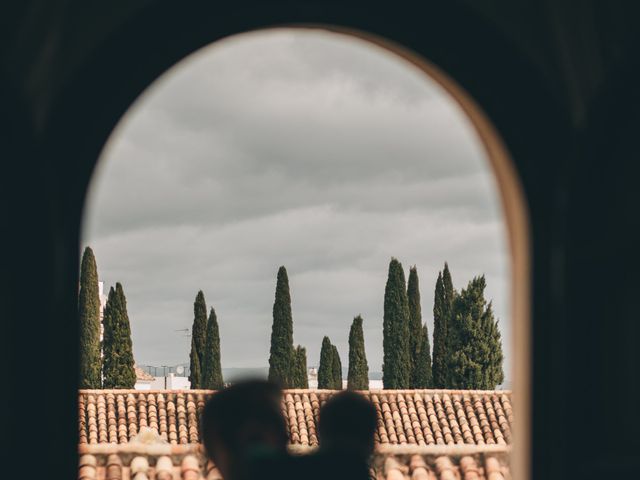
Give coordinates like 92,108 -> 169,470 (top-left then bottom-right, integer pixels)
78,28 -> 529,480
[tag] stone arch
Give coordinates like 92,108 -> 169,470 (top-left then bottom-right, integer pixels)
38,4 -> 567,479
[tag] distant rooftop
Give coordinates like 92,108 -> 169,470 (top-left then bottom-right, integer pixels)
78,443 -> 511,480
134,366 -> 154,382
78,389 -> 512,447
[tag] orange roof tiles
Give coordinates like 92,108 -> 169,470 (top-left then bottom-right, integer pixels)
79,389 -> 513,447
78,444 -> 511,480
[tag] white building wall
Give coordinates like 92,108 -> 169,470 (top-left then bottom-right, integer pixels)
369,380 -> 383,389
145,374 -> 191,390
166,374 -> 190,390
150,377 -> 166,389
307,368 -> 383,390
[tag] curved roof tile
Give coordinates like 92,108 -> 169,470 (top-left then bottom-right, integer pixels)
78,444 -> 511,480
78,389 -> 512,447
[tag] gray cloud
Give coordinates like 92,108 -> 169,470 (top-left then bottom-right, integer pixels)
84,29 -> 511,380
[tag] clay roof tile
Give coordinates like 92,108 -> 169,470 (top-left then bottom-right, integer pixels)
78,389 -> 512,450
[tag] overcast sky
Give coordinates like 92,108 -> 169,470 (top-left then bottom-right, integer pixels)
83,29 -> 511,380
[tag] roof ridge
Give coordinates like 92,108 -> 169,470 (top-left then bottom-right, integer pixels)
79,443 -> 511,456
79,388 -> 512,394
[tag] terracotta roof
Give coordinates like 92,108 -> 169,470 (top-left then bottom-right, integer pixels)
78,389 -> 513,447
373,446 -> 511,480
78,444 -> 511,480
135,367 -> 155,382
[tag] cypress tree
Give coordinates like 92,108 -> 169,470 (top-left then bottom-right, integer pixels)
189,291 -> 207,389
448,276 -> 503,389
442,264 -> 455,386
318,336 -> 334,389
448,278 -> 483,389
432,263 -> 455,388
413,324 -> 433,388
331,345 -> 343,390
268,266 -> 295,387
101,287 -> 116,387
102,283 -> 136,388
347,315 -> 369,390
202,307 -> 224,390
190,351 -> 201,390
293,345 -> 309,388
407,266 -> 424,388
382,258 -> 411,389
483,302 -> 505,389
78,246 -> 102,389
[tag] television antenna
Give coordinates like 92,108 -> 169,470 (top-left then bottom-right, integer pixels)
174,328 -> 191,338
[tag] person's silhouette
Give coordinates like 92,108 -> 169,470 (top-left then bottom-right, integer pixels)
294,391 -> 377,480
318,390 -> 377,460
201,380 -> 290,480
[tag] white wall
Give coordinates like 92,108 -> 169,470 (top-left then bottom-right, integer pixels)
307,378 -> 383,390
144,374 -> 191,390
166,374 -> 190,389
150,376 -> 167,389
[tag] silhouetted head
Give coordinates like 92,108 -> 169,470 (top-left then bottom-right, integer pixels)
318,391 -> 377,459
201,380 -> 288,480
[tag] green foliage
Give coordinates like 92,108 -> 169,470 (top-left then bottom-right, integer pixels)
292,345 -> 309,388
189,291 -> 207,389
331,345 -> 343,390
407,266 -> 433,388
268,266 -> 295,387
483,302 -> 505,388
101,287 -> 117,387
102,283 -> 136,389
347,315 -> 369,390
202,307 -> 224,390
382,258 -> 411,389
78,247 -> 102,389
407,266 -> 424,388
190,351 -> 201,389
413,324 -> 433,388
432,263 -> 455,388
448,276 -> 504,389
318,336 -> 334,389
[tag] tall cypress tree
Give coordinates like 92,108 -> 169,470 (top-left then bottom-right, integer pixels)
432,272 -> 446,388
407,266 -> 424,388
293,345 -> 309,388
347,315 -> 369,390
432,263 -> 455,388
413,324 -> 433,388
189,291 -> 207,389
268,266 -> 295,387
79,246 -> 102,389
448,276 -> 503,389
441,264 -> 455,386
202,307 -> 224,390
102,283 -> 136,388
482,302 -> 505,389
318,336 -> 334,389
101,287 -> 116,388
331,345 -> 343,390
382,258 -> 411,389
190,351 -> 201,390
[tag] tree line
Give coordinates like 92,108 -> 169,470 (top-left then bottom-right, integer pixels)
383,259 -> 504,390
78,247 -> 136,389
79,246 -> 504,391
262,259 -> 503,391
188,291 -> 223,389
